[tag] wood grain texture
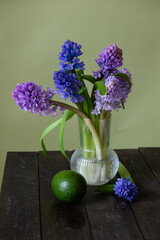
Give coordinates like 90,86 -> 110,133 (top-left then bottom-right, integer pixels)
85,181 -> 144,240
39,151 -> 92,240
1,149 -> 160,240
0,152 -> 41,240
116,149 -> 160,240
139,147 -> 160,183
39,151 -> 144,240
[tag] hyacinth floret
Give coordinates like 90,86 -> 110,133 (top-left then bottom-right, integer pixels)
12,82 -> 57,116
114,177 -> 138,202
93,70 -> 102,79
119,68 -> 132,102
92,76 -> 123,114
92,68 -> 132,114
105,76 -> 123,101
95,44 -> 123,78
53,70 -> 84,103
58,40 -> 85,71
92,90 -> 122,115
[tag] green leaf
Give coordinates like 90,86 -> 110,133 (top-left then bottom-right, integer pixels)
83,75 -> 96,84
95,80 -> 106,95
83,99 -> 90,116
40,110 -> 74,158
121,99 -> 125,109
118,161 -> 134,182
95,184 -> 114,192
116,73 -> 132,88
75,69 -> 83,80
78,86 -> 87,94
59,110 -> 75,162
75,69 -> 93,116
40,118 -> 63,158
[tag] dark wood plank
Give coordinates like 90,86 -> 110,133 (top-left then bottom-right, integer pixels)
0,152 -> 41,240
85,181 -> 144,240
116,149 -> 160,240
139,147 -> 160,183
39,151 -> 92,240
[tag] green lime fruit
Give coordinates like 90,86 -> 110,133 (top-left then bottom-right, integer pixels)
51,170 -> 87,203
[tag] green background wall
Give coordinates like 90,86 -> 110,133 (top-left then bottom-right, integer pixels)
0,0 -> 160,189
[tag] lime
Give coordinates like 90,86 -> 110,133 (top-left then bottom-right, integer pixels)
51,170 -> 87,203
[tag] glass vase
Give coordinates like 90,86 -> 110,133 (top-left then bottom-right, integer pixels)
70,114 -> 119,186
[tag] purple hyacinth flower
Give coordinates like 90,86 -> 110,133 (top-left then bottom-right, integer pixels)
114,177 -> 138,202
92,70 -> 132,115
58,40 -> 85,71
92,76 -> 123,114
53,70 -> 84,103
120,68 -> 132,81
105,76 -> 123,101
95,44 -> 123,77
92,89 -> 122,115
12,82 -> 57,116
119,68 -> 132,103
92,70 -> 102,79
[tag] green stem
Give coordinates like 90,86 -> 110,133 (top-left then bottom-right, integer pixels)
91,85 -> 96,104
99,110 -> 105,148
99,111 -> 111,158
75,69 -> 93,117
49,100 -> 102,160
79,117 -> 96,159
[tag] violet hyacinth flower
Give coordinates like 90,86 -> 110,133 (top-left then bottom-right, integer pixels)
58,40 -> 85,71
94,44 -> 123,78
12,82 -> 58,116
92,76 -> 123,114
119,68 -> 132,103
92,68 -> 132,114
114,177 -> 138,202
105,76 -> 123,101
92,90 -> 122,115
53,70 -> 84,103
93,70 -> 102,79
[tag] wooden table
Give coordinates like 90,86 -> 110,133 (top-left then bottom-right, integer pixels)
0,148 -> 160,240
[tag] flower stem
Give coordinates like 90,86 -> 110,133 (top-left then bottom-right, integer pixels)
50,100 -> 102,160
99,110 -> 110,158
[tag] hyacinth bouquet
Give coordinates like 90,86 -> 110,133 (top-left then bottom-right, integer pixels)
12,40 -> 138,201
